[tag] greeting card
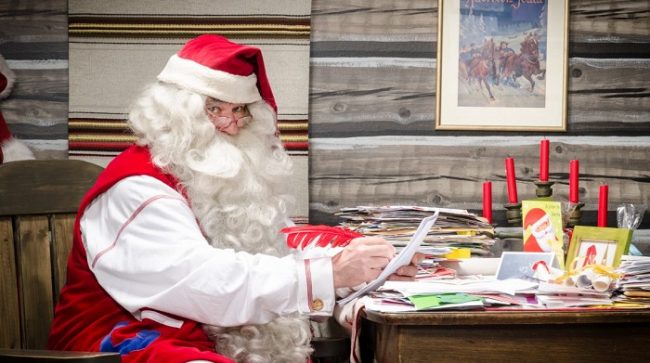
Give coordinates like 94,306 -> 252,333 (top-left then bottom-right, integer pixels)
522,200 -> 565,268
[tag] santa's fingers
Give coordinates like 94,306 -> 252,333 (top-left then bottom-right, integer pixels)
365,256 -> 392,269
394,264 -> 419,277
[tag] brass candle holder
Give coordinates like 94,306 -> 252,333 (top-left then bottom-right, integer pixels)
566,202 -> 584,228
534,180 -> 554,198
504,202 -> 522,225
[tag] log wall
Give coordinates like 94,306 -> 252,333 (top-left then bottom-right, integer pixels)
309,0 -> 650,230
0,0 -> 68,159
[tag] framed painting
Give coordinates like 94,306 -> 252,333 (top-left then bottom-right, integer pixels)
566,226 -> 633,270
435,0 -> 569,131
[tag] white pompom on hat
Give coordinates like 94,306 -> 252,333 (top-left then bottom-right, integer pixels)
157,34 -> 277,112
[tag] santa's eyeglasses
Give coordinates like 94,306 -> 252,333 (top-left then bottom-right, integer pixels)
205,99 -> 252,130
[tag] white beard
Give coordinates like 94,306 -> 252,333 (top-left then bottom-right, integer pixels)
133,86 -> 312,363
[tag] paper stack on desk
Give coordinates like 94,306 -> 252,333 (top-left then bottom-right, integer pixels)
535,282 -> 613,308
363,278 -> 539,312
613,255 -> 650,306
336,205 -> 495,256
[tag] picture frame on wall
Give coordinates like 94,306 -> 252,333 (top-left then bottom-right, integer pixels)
435,0 -> 569,131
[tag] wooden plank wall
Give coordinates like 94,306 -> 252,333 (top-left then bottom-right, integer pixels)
1,0 -> 648,232
0,0 -> 68,159
309,0 -> 650,232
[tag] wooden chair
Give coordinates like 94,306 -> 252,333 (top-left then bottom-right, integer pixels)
0,159 -> 118,362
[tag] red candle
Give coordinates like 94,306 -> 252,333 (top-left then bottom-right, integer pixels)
505,157 -> 518,204
482,181 -> 493,224
569,160 -> 579,203
539,139 -> 549,181
598,184 -> 608,227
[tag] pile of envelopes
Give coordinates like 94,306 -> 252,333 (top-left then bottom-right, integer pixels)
337,205 -> 495,256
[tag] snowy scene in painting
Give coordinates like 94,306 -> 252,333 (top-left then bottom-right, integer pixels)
458,1 -> 548,108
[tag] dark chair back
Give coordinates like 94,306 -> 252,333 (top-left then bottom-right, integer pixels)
0,159 -> 103,349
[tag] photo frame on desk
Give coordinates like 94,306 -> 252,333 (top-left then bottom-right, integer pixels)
566,226 -> 632,270
435,0 -> 569,131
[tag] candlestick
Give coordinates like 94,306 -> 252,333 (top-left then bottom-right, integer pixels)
482,181 -> 493,224
569,160 -> 579,203
566,202 -> 584,227
539,139 -> 549,181
504,202 -> 522,225
534,180 -> 554,198
505,157 -> 518,204
598,184 -> 608,227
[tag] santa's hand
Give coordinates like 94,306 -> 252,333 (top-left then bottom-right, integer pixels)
387,252 -> 425,281
331,237 -> 395,288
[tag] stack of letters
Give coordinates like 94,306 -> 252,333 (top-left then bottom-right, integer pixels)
337,205 -> 495,255
614,255 -> 650,305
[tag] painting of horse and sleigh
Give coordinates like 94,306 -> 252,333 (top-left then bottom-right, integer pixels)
436,0 -> 568,131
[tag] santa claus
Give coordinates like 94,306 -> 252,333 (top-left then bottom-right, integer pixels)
48,35 -> 417,363
523,207 -> 560,253
0,54 -> 35,163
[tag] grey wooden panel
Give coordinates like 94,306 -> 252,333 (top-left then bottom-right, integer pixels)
0,0 -> 69,158
11,68 -> 68,102
0,42 -> 68,60
0,16 -> 67,43
569,0 -> 650,42
1,99 -> 68,127
309,137 -> 650,220
309,58 -> 650,136
312,0 -> 650,44
0,0 -> 68,58
311,0 -> 436,41
3,123 -> 67,140
0,0 -> 67,13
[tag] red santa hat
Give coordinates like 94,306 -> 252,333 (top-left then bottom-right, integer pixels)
1,54 -> 35,164
523,207 -> 551,252
524,207 -> 547,230
157,34 -> 277,112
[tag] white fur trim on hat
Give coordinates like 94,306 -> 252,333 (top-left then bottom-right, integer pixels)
157,54 -> 262,104
1,137 -> 35,162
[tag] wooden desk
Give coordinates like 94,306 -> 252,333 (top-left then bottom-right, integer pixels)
360,309 -> 650,362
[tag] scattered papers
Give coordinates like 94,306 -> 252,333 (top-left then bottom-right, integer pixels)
408,293 -> 482,310
363,278 -> 538,312
337,211 -> 439,305
613,255 -> 650,305
363,294 -> 484,313
382,278 -> 538,297
537,282 -> 611,298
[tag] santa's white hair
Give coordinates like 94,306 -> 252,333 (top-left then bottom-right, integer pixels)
128,82 -> 312,363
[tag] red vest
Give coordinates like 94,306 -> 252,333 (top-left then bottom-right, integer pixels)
48,145 -> 231,363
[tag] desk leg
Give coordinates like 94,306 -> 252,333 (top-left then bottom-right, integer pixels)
360,319 -> 402,363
